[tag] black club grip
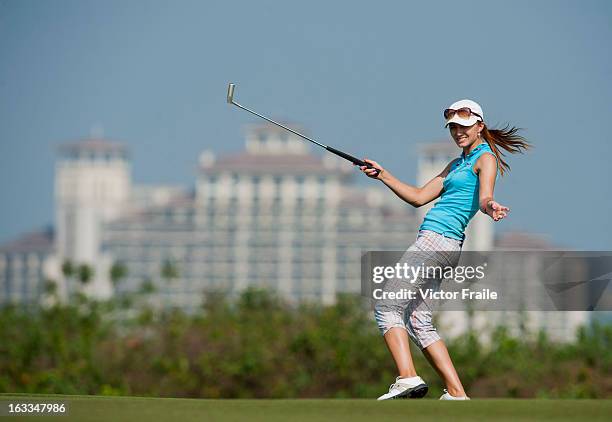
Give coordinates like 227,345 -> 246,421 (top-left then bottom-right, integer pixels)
325,146 -> 375,169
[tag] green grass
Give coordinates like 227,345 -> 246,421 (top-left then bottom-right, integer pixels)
1,394 -> 611,421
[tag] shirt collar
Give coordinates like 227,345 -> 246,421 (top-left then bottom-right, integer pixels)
461,141 -> 487,160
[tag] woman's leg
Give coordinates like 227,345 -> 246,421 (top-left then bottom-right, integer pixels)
404,310 -> 468,397
374,244 -> 425,379
422,339 -> 466,397
383,327 -> 417,378
404,231 -> 466,396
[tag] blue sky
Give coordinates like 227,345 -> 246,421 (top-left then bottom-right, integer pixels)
1,0 -> 611,249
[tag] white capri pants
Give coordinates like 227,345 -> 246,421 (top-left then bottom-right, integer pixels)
374,229 -> 463,349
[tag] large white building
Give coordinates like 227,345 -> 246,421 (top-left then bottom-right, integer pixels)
0,124 -> 419,309
103,123 -> 419,308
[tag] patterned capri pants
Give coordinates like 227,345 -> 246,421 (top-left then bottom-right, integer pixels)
374,229 -> 463,349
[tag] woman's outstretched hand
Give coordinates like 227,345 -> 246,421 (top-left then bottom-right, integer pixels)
359,159 -> 384,180
487,200 -> 510,221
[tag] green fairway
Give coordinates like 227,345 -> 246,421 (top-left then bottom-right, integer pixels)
1,394 -> 611,421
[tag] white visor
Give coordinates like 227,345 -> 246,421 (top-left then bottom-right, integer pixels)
444,114 -> 481,128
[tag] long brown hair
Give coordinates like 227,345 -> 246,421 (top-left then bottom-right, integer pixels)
480,124 -> 531,176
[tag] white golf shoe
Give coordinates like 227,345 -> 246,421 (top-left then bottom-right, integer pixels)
377,376 -> 428,400
439,389 -> 470,400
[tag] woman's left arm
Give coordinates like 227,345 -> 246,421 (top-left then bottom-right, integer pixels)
476,153 -> 510,222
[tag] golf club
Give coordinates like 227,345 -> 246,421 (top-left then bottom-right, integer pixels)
226,83 -> 377,172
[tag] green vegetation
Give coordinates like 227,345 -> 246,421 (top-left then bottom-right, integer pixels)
0,288 -> 610,399
110,262 -> 129,287
1,396 -> 611,422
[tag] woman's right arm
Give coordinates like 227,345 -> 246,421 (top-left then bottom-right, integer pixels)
360,158 -> 457,208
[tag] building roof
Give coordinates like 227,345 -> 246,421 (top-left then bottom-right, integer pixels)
107,192 -> 196,226
0,227 -> 55,254
57,138 -> 128,155
200,121 -> 356,175
199,151 -> 352,175
245,121 -> 308,136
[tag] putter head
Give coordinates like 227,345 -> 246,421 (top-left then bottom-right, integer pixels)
227,83 -> 235,104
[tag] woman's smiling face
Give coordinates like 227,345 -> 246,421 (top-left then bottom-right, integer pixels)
448,121 -> 484,148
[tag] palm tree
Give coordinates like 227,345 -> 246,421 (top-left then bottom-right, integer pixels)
43,278 -> 58,296
77,264 -> 94,285
61,260 -> 74,279
139,278 -> 156,294
110,262 -> 128,287
161,259 -> 179,283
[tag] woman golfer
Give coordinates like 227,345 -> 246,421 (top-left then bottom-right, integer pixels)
360,99 -> 529,400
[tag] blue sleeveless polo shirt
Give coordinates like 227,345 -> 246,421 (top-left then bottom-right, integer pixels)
419,142 -> 498,241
